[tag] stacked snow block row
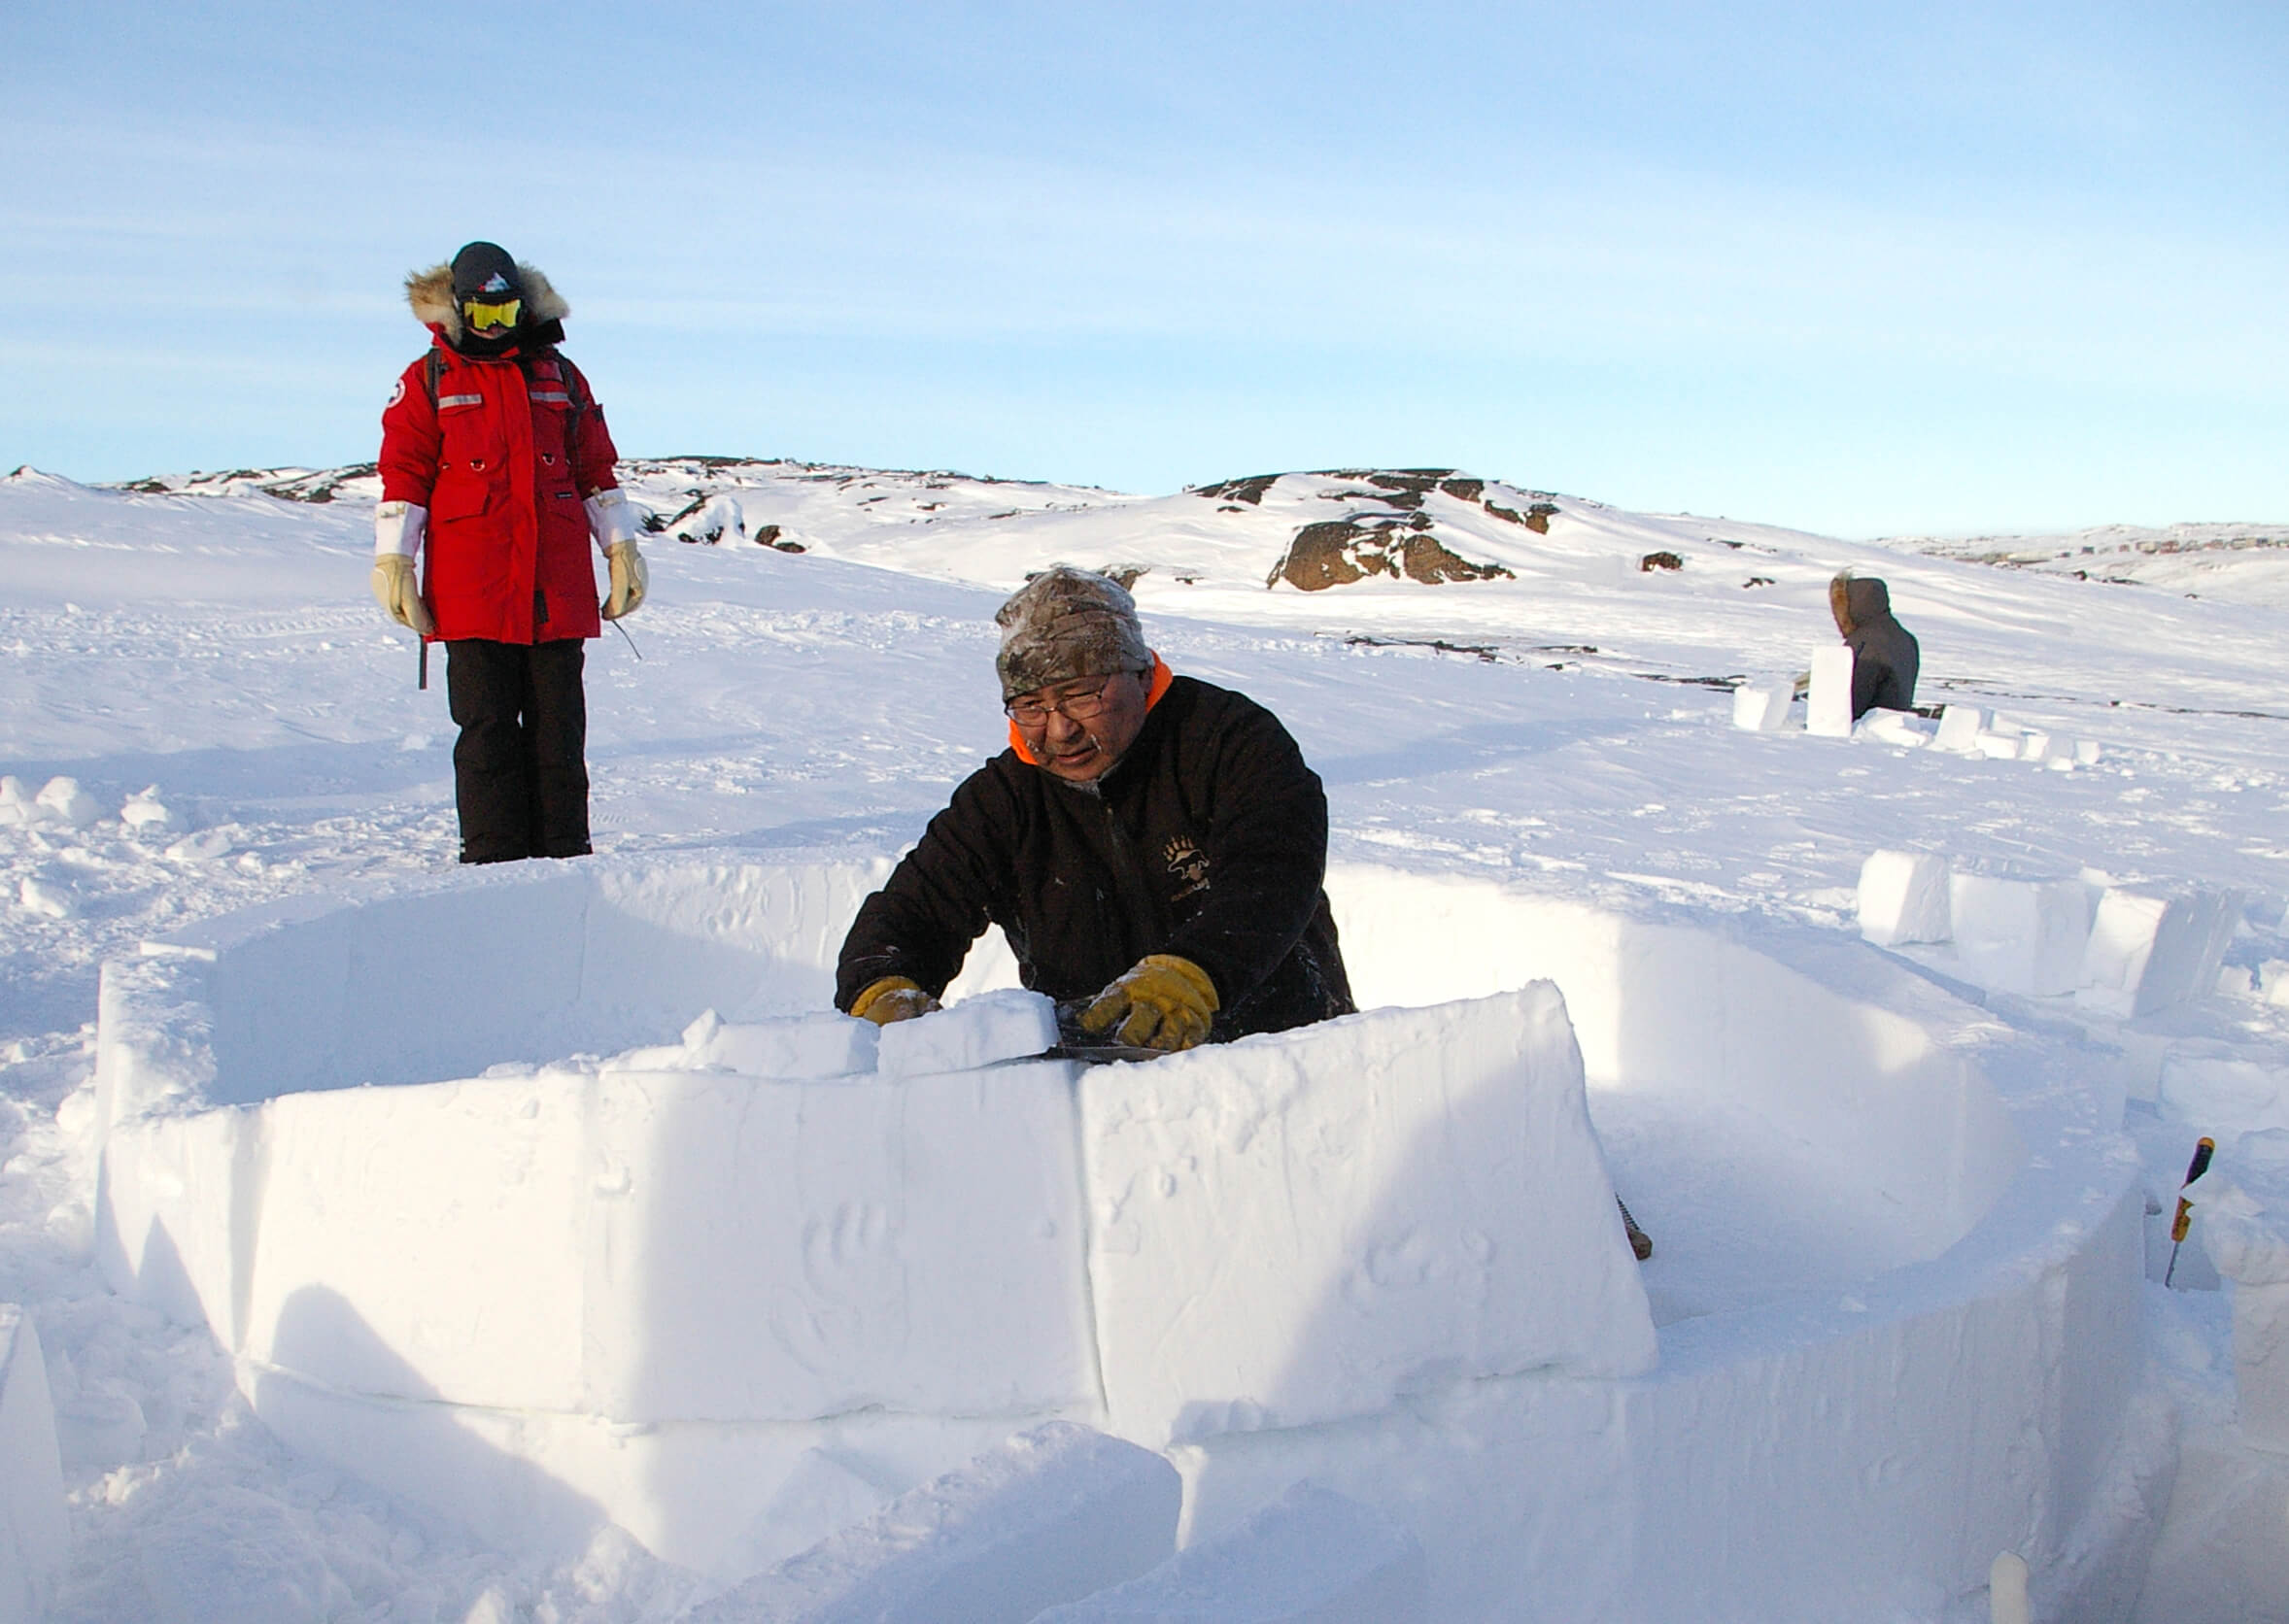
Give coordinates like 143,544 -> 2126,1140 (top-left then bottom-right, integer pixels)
97,880 -> 1653,1582
1930,704 -> 2100,766
690,1424 -> 1425,1624
1858,849 -> 2238,1012
0,1306 -> 66,1624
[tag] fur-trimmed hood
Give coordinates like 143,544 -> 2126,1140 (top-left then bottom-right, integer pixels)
1829,573 -> 1891,637
404,260 -> 569,345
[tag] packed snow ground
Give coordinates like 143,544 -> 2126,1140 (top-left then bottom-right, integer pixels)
5,459 -> 2289,1619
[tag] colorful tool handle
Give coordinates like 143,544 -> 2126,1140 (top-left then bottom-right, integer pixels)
2169,1136 -> 2217,1244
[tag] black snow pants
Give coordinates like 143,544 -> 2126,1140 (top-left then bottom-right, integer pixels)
444,638 -> 592,864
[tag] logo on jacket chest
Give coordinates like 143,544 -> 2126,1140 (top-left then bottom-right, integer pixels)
1162,835 -> 1211,901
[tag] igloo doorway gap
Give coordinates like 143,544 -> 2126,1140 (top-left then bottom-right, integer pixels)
91,856 -> 2149,1621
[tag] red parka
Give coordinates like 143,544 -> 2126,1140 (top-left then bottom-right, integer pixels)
379,302 -> 623,644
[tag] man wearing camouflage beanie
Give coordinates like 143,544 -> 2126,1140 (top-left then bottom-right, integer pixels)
835,566 -> 1353,1050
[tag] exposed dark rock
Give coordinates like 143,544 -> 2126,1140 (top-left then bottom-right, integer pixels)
1437,477 -> 1485,502
1744,576 -> 1775,589
1640,552 -> 1684,572
1486,500 -> 1560,533
1269,520 -> 1514,592
1194,474 -> 1281,504
1400,533 -> 1511,584
1101,565 -> 1147,589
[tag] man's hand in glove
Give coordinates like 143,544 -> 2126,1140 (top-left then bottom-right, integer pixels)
851,975 -> 940,1026
602,540 -> 647,620
1078,954 -> 1219,1052
369,555 -> 434,635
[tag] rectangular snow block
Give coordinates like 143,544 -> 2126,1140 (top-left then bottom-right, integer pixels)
2200,1183 -> 2289,1453
1855,709 -> 1930,747
1858,850 -> 1952,947
606,1009 -> 880,1078
1973,730 -> 2025,760
0,1306 -> 67,1624
238,1073 -> 592,1411
877,989 -> 1059,1078
1932,704 -> 1987,753
1947,873 -> 2092,997
1805,645 -> 1855,737
1080,988 -> 1657,1448
1032,1481 -> 1428,1623
587,1062 -> 1097,1422
1730,681 -> 1793,732
188,1060 -> 1098,1424
687,1421 -> 1180,1623
2077,888 -> 2242,1019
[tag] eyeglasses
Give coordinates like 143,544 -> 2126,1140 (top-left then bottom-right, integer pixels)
1005,673 -> 1132,726
463,297 -> 522,334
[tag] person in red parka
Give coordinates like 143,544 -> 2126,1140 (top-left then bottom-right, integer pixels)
371,241 -> 647,863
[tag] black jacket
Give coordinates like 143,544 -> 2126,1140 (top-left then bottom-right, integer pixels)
837,675 -> 1354,1040
1834,577 -> 1920,719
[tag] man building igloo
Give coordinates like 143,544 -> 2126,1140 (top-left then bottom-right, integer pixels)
836,566 -> 1354,1049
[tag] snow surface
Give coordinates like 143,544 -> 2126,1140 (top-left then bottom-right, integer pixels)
7,459 -> 2289,1618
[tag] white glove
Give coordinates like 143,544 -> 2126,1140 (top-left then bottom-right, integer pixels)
374,499 -> 427,558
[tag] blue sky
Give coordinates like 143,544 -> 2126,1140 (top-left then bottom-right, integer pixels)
4,1 -> 2284,535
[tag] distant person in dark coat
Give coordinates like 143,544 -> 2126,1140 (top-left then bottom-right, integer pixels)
1829,574 -> 1919,720
835,567 -> 1353,1052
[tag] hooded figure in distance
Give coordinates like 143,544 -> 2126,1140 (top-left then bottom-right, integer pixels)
835,566 -> 1354,1052
371,241 -> 648,863
1829,573 -> 1920,721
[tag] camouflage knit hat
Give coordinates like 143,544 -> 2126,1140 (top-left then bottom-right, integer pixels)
994,567 -> 1152,700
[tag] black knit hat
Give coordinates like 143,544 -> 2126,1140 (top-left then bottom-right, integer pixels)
450,242 -> 523,305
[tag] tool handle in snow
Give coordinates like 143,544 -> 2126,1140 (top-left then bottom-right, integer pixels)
2169,1136 -> 2216,1244
419,639 -> 429,691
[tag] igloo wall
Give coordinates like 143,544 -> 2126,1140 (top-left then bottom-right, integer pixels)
89,855 -> 2154,1620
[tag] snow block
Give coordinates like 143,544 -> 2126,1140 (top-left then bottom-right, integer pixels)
2076,887 -> 2241,1019
2200,1170 -> 2289,1453
1729,681 -> 1794,732
877,989 -> 1059,1078
0,1306 -> 67,1624
1080,989 -> 1657,1447
1933,704 -> 1987,753
1033,1481 -> 1427,1623
1948,873 -> 2092,997
33,775 -> 98,828
1858,850 -> 1951,947
177,1061 -> 1098,1423
606,1008 -> 880,1079
686,1422 -> 1179,1623
2157,1056 -> 2289,1136
1855,709 -> 1930,748
1805,645 -> 1855,737
1973,730 -> 2026,760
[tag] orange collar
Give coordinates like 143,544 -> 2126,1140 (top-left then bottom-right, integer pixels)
1008,655 -> 1173,766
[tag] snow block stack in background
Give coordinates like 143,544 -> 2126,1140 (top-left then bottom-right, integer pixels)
1858,851 -> 1951,947
2078,888 -> 2241,1019
1080,988 -> 1657,1446
877,989 -> 1059,1078
0,1306 -> 67,1624
1947,873 -> 2093,997
1805,646 -> 1855,737
686,1423 -> 1179,1624
1729,680 -> 1794,732
1033,1482 -> 1427,1623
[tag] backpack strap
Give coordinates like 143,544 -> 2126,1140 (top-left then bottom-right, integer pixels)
525,347 -> 597,493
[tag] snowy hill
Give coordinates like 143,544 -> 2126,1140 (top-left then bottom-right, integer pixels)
4,458 -> 2289,1619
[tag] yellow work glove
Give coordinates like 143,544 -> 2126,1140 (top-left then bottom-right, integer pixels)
851,975 -> 940,1025
602,539 -> 647,620
369,554 -> 435,636
1078,954 -> 1219,1052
